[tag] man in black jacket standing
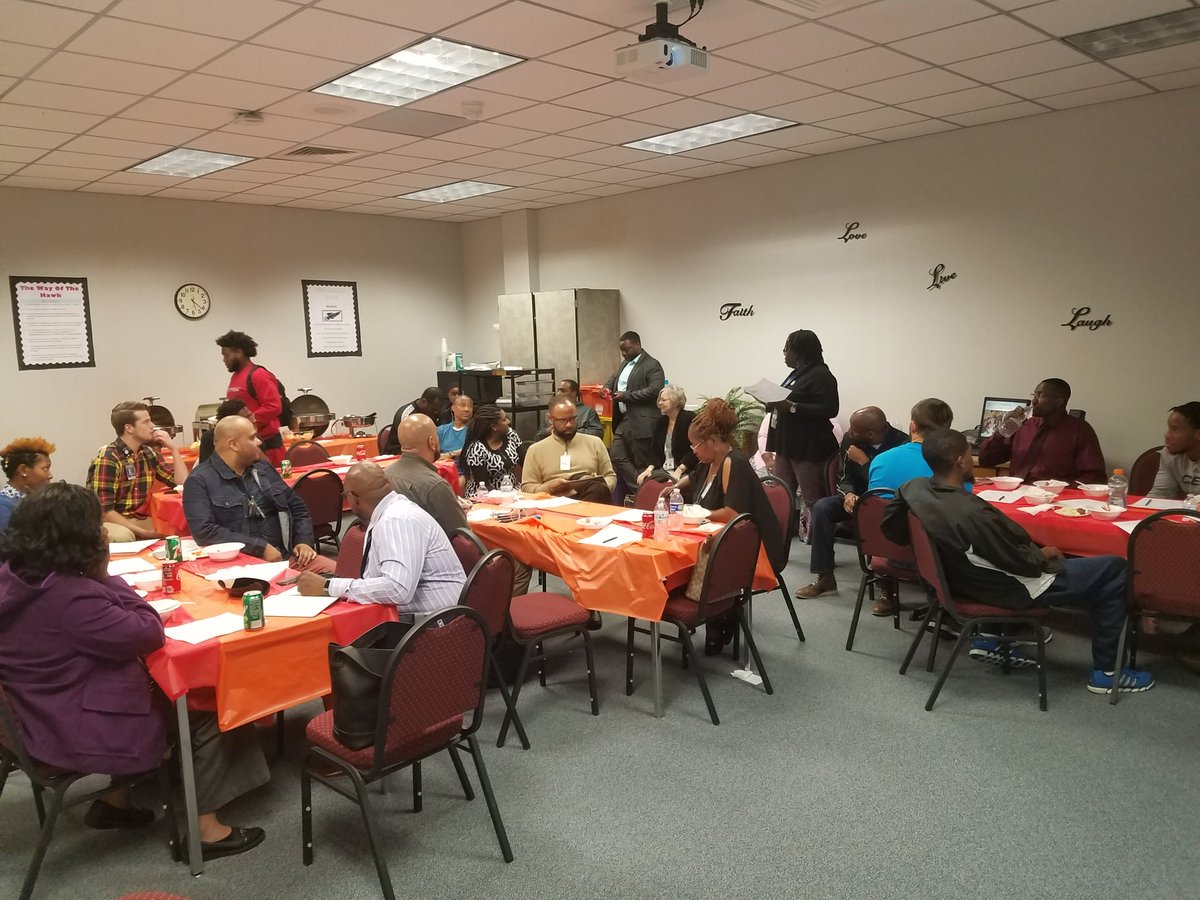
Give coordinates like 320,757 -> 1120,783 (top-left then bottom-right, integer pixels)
603,331 -> 665,497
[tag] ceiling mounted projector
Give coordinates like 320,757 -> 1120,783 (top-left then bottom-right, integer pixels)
615,1 -> 709,83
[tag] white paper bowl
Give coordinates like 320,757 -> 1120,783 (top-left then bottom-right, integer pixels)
329,454 -> 353,464
202,542 -> 245,562
148,598 -> 181,618
680,505 -> 709,525
1033,480 -> 1068,495
1089,506 -> 1123,521
1024,488 -> 1056,505
990,476 -> 1023,491
1078,484 -> 1109,499
124,571 -> 163,591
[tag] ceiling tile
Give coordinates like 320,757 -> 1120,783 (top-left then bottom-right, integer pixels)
120,97 -> 237,129
0,103 -> 104,133
1012,0 -> 1190,37
763,91 -> 879,123
66,18 -> 234,69
488,103 -> 608,133
189,131 -> 296,156
891,15 -> 1046,65
408,87 -> 534,120
79,181 -> 159,194
741,124 -> 845,148
221,115 -> 337,143
719,24 -> 870,70
251,9 -> 421,64
415,161 -> 500,179
3,174 -> 92,189
88,118 -> 205,145
0,41 -> 52,77
88,171 -> 182,187
818,107 -> 926,134
444,2 -> 613,58
623,173 -> 689,188
559,164 -> 643,182
202,45 -> 351,90
542,30 -> 639,75
471,61 -> 609,102
298,164 -> 387,182
352,152 -> 438,171
556,81 -> 678,116
679,0 -> 810,49
260,92 -> 384,124
157,76 -> 296,113
700,75 -> 827,109
735,148 -> 809,166
561,117 -> 663,143
18,162 -> 107,180
396,138 -> 482,160
797,134 -> 878,154
516,175 -> 602,193
863,119 -> 959,141
236,183 -> 319,198
3,1 -> 93,48
678,140 -> 776,161
1038,80 -> 1154,109
0,146 -> 49,163
27,51 -> 182,95
900,85 -> 1019,117
203,166 -> 288,183
459,148 -> 550,169
4,81 -> 140,116
282,198 -> 346,209
217,193 -> 286,205
477,169 -> 549,186
315,0 -> 506,33
276,174 -> 360,190
623,155 -> 711,174
309,126 -> 419,151
568,145 -> 653,166
788,47 -> 929,90
108,0 -> 298,40
849,68 -> 978,104
55,136 -> 170,159
668,160 -> 746,178
154,187 -> 238,200
822,0 -> 993,42
236,158 -> 329,174
506,133 -> 606,157
516,158 -> 602,177
984,0 -> 1047,8
997,63 -> 1127,99
1110,42 -> 1200,79
944,100 -> 1049,125
947,41 -> 1092,82
574,182 -> 639,196
367,172 -> 446,189
1143,66 -> 1200,91
34,0 -> 112,11
625,98 -> 742,128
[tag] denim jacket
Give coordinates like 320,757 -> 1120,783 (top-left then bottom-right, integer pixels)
182,455 -> 315,557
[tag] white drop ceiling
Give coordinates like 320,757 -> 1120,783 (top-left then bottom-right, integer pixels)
2,0 -> 1198,222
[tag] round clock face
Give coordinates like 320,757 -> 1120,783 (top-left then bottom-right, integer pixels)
174,283 -> 211,320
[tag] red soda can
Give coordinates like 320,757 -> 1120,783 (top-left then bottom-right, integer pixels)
161,560 -> 181,594
641,512 -> 654,539
355,443 -> 367,461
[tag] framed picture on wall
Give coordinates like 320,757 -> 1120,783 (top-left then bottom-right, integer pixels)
9,276 -> 96,370
302,279 -> 362,357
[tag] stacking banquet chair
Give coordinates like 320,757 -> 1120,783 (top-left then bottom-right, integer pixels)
1111,509 -> 1200,705
376,425 -> 392,457
899,512 -> 1051,712
285,439 -> 331,466
292,469 -> 343,554
450,527 -> 488,573
0,683 -> 180,900
301,607 -> 513,900
626,514 -> 773,725
458,549 -> 531,749
757,476 -> 806,642
633,475 -> 671,510
1127,445 -> 1163,497
845,489 -> 922,652
334,520 -> 367,578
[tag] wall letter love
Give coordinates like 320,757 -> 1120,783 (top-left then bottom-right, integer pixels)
838,222 -> 867,242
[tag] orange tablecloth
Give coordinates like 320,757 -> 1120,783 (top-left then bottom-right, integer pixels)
472,500 -> 776,622
980,486 -> 1159,558
142,551 -> 394,730
178,434 -> 376,468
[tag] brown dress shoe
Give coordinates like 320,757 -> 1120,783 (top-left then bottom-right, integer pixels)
871,586 -> 899,617
795,573 -> 837,599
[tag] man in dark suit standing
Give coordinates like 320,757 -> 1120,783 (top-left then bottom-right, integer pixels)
602,331 -> 665,497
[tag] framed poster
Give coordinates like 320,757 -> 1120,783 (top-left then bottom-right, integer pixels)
9,276 -> 96,370
302,279 -> 361,357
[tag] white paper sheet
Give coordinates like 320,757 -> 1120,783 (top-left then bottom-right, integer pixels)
1132,497 -> 1186,510
1113,521 -> 1140,534
165,612 -> 245,645
263,589 -> 336,618
108,539 -> 161,556
610,508 -> 650,523
527,496 -> 580,509
107,557 -> 158,576
578,524 -> 642,547
205,561 -> 290,587
466,508 -> 492,523
1016,504 -> 1054,516
694,522 -> 724,534
978,490 -> 1024,504
745,378 -> 791,404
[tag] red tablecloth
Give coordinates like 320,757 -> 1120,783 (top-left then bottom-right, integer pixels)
980,486 -> 1160,558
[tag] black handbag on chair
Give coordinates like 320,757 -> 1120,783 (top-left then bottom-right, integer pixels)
328,618 -> 414,750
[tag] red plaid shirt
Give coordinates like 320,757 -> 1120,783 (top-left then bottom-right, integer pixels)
86,439 -> 176,515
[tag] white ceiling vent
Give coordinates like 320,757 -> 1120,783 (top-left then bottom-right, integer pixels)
280,146 -> 359,159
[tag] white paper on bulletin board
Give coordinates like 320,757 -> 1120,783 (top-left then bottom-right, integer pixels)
302,279 -> 361,357
9,276 -> 96,369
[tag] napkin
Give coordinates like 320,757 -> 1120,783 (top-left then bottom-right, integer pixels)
1016,504 -> 1054,516
165,612 -> 245,645
1113,521 -> 1140,534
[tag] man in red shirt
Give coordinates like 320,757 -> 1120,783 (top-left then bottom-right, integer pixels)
216,330 -> 286,467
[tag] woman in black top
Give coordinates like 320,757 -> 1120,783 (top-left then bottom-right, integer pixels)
461,404 -> 521,496
637,384 -> 697,486
679,398 -> 784,654
763,329 -> 839,540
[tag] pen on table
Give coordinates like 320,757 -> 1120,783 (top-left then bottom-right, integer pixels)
601,535 -> 620,544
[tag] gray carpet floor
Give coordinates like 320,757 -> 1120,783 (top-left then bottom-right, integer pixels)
4,538 -> 1200,900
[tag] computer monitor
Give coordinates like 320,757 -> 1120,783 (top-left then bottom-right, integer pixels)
978,396 -> 1028,440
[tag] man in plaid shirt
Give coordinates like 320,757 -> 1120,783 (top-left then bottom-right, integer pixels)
86,400 -> 188,542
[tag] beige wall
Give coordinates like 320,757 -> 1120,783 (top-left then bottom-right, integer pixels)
463,86 -> 1200,471
0,188 -> 463,480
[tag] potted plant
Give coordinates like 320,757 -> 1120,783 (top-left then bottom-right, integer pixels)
699,387 -> 765,453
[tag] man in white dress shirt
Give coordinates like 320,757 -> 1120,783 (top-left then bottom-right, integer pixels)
296,462 -> 464,612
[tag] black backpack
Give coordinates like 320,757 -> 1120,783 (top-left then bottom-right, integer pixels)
245,363 -> 293,429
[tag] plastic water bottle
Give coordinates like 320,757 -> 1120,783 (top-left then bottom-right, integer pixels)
499,473 -> 514,494
1107,468 -> 1128,509
668,488 -> 684,529
475,479 -> 488,502
653,495 -> 669,541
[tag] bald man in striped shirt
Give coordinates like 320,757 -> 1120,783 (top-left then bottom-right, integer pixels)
296,462 -> 464,612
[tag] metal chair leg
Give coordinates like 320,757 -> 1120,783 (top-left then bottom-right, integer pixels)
926,607 -> 944,673
466,734 -> 513,863
678,628 -> 720,726
776,572 -> 806,642
1110,615 -> 1130,706
31,783 -> 46,828
412,761 -> 422,812
738,606 -> 773,695
157,763 -> 181,862
900,602 -> 936,675
490,657 -> 530,749
447,744 -> 475,800
1035,626 -> 1048,712
301,757 -> 315,866
497,644 -> 533,748
536,640 -> 546,687
581,630 -> 600,716
21,784 -> 66,900
349,767 -> 394,900
846,573 -> 869,651
625,617 -> 636,696
925,628 -> 973,711
0,755 -> 12,802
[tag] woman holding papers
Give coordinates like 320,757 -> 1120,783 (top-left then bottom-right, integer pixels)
0,483 -> 268,859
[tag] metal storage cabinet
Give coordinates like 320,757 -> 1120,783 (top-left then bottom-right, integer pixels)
497,289 -> 620,384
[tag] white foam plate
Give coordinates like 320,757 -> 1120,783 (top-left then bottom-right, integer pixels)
148,598 -> 181,617
1057,499 -> 1109,510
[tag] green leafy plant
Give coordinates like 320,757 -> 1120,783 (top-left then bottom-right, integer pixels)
699,387 -> 765,450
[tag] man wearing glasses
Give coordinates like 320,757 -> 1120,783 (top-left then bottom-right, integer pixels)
522,396 -> 616,503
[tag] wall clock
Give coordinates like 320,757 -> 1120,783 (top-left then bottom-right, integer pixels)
174,283 -> 211,320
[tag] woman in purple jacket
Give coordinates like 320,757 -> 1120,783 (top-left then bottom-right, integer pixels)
0,483 -> 268,859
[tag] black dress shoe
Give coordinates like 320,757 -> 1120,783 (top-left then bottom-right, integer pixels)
586,610 -> 603,630
200,826 -> 266,860
84,800 -> 155,830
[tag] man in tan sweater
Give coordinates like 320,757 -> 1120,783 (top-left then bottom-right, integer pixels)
522,396 -> 616,503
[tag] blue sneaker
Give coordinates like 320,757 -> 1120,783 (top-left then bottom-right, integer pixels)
968,639 -> 1036,669
1087,669 -> 1155,694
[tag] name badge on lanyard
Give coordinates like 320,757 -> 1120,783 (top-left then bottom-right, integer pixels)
124,461 -> 136,480
560,454 -> 571,471
664,456 -> 674,471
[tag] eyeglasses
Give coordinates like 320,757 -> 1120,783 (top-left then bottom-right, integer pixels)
549,415 -> 578,424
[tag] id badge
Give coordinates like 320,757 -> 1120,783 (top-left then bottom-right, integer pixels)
559,454 -> 571,471
769,411 -> 778,428
124,462 -> 136,480
664,456 -> 674,471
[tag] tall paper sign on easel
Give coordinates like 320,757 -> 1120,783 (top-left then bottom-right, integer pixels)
302,279 -> 361,358
9,276 -> 96,369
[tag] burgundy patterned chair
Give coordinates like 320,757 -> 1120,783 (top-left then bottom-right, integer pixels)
633,476 -> 670,510
626,514 -> 773,725
376,425 -> 393,457
1111,509 -> 1200,704
1127,445 -> 1163,497
333,520 -> 367,579
302,607 -> 512,900
899,512 -> 1052,712
285,440 -> 331,466
450,527 -> 488,574
845,489 -> 922,651
0,683 -> 179,899
758,475 -> 806,642
293,468 -> 343,554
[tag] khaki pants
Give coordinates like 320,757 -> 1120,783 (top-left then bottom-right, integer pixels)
105,516 -> 154,542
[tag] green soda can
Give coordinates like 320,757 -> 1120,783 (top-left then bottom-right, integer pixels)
165,535 -> 182,562
242,590 -> 265,631
280,459 -> 292,478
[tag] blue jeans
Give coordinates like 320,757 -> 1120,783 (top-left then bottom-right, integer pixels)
808,495 -> 849,574
1041,556 -> 1127,671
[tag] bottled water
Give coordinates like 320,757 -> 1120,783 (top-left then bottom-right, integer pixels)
668,488 -> 684,529
499,473 -> 514,494
475,480 -> 488,502
653,495 -> 669,541
1107,468 -> 1127,509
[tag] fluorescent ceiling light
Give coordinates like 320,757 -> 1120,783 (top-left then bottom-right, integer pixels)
313,37 -> 523,107
399,181 -> 511,203
127,148 -> 252,177
624,114 -> 798,155
1063,8 -> 1200,60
